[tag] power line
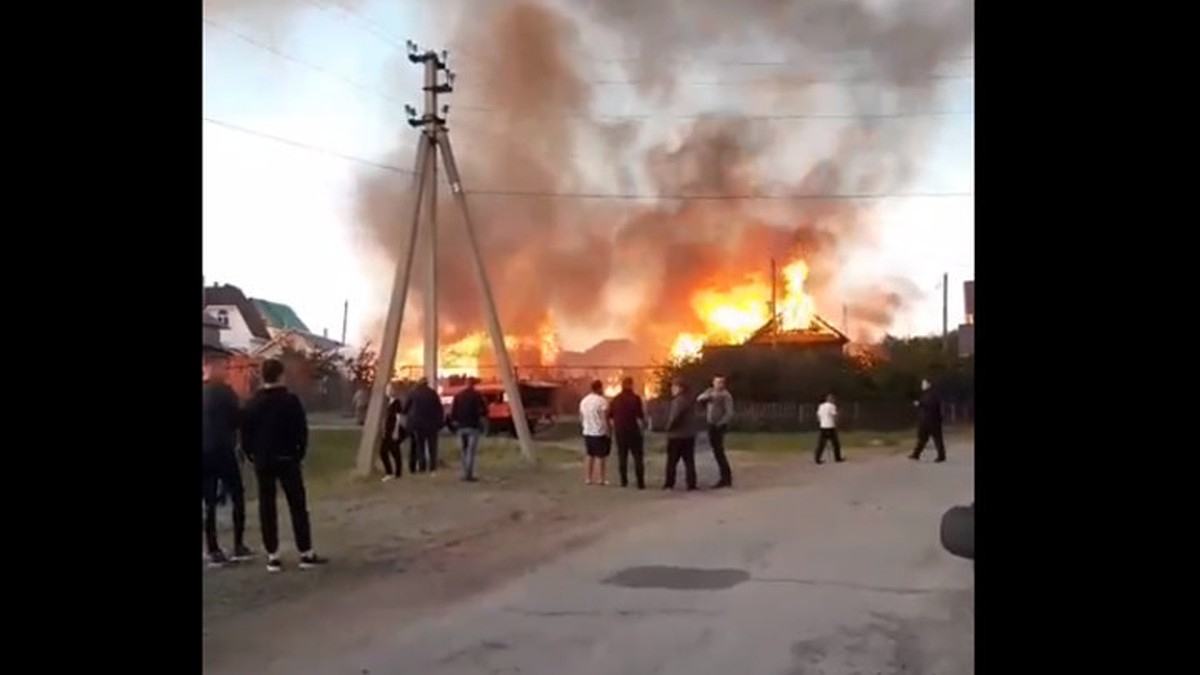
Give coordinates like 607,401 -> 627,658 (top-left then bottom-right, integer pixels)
203,116 -> 414,174
459,189 -> 973,201
203,118 -> 971,202
203,17 -> 408,106
449,106 -> 973,121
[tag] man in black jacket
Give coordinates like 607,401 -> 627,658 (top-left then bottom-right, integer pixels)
446,377 -> 488,482
379,382 -> 405,481
242,358 -> 327,572
202,352 -> 252,567
403,377 -> 444,474
607,377 -> 647,489
909,377 -> 947,462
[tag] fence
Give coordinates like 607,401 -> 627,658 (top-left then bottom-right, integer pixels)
644,399 -> 974,432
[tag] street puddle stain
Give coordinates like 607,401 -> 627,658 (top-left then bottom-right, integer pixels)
603,566 -> 751,591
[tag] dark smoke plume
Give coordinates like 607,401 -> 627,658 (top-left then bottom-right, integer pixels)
354,0 -> 972,353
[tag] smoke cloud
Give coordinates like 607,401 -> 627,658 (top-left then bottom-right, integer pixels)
351,0 -> 972,354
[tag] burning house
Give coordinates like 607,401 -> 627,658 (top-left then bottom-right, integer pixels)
706,313 -> 850,358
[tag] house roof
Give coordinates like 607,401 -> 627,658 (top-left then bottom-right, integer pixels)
744,313 -> 850,346
251,298 -> 311,333
204,284 -> 271,340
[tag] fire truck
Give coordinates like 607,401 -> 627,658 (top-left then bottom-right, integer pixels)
439,379 -> 561,436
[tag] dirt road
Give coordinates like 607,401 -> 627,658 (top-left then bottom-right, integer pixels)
203,442 -> 973,674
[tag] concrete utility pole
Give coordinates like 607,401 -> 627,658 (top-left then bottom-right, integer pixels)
941,272 -> 950,353
422,51 -> 439,385
354,43 -> 536,476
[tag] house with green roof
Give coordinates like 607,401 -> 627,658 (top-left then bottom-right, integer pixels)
251,298 -> 311,334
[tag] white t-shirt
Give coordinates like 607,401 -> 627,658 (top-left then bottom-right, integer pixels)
817,401 -> 838,429
579,393 -> 609,437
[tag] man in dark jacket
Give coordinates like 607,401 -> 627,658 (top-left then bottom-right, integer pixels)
446,377 -> 488,482
608,377 -> 647,489
242,358 -> 327,573
379,382 -> 405,481
403,377 -> 444,474
662,379 -> 698,491
202,352 -> 251,567
909,377 -> 947,462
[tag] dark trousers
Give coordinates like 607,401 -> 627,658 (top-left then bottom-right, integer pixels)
255,460 -> 313,555
707,423 -> 733,485
380,438 -> 403,477
663,437 -> 697,490
815,428 -> 843,462
202,456 -> 245,553
615,430 -> 645,488
410,430 -> 439,473
911,424 -> 947,461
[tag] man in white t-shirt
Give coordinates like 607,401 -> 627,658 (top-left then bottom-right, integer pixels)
814,393 -> 844,464
579,379 -> 611,485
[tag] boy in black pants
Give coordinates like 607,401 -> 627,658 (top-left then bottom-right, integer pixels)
242,358 -> 328,572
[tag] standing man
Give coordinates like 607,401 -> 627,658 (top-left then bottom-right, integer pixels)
579,379 -> 611,486
608,377 -> 647,489
697,375 -> 735,488
241,358 -> 327,572
447,377 -> 488,482
909,377 -> 947,462
202,351 -> 251,567
379,382 -> 405,482
814,393 -> 844,464
404,377 -> 444,475
662,379 -> 698,491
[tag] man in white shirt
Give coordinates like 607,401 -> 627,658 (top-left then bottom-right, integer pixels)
814,393 -> 844,464
579,379 -> 611,485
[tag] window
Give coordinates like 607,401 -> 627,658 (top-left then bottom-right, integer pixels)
216,309 -> 229,327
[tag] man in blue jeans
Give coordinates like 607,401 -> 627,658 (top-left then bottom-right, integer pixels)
447,377 -> 488,482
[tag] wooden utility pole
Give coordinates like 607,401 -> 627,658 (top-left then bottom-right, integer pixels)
354,43 -> 536,476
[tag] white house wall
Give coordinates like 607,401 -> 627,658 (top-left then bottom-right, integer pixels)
206,304 -> 264,352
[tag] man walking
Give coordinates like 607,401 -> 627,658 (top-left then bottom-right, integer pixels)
579,380 -> 611,485
697,375 -> 734,488
909,377 -> 947,462
379,382 -> 405,482
404,377 -> 444,474
814,393 -> 844,464
202,351 -> 251,567
447,377 -> 488,482
241,358 -> 327,572
608,377 -> 647,489
662,379 -> 698,491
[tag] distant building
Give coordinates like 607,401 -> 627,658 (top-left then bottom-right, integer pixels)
203,283 -> 272,352
958,280 -> 974,357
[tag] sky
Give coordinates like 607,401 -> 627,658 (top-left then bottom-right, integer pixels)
202,0 -> 974,347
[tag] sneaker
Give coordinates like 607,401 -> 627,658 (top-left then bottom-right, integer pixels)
381,475 -> 394,483
299,553 -> 329,569
207,550 -> 229,568
231,544 -> 255,561
266,556 -> 283,573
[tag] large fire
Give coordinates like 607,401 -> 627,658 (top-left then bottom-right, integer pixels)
668,257 -> 817,362
394,257 -> 817,375
398,318 -> 561,378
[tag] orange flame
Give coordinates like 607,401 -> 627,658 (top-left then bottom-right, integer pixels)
669,255 -> 817,361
